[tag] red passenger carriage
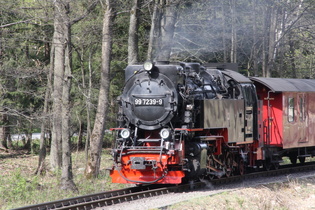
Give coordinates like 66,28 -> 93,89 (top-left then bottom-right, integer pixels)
252,78 -> 315,166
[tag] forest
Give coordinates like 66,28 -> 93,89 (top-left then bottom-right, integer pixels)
0,0 -> 315,190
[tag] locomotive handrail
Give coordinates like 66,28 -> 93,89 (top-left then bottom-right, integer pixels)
132,94 -> 167,98
194,135 -> 224,141
137,138 -> 161,142
125,146 -> 163,150
174,128 -> 204,132
125,151 -> 166,155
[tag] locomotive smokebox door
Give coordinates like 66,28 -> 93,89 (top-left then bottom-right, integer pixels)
121,66 -> 179,130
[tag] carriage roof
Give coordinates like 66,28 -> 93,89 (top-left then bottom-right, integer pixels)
251,77 -> 315,93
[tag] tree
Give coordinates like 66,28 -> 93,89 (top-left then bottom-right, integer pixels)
0,0 -> 50,150
156,0 -> 180,61
50,0 -> 67,171
50,0 -> 77,191
230,0 -> 237,63
147,0 -> 162,61
0,113 -> 9,150
128,0 -> 142,64
35,67 -> 52,175
85,0 -> 116,178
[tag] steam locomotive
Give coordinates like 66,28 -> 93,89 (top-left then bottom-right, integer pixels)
110,61 -> 315,184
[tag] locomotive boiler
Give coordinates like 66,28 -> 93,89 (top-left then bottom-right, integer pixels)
109,61 -> 315,184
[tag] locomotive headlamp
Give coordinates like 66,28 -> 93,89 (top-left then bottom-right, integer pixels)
160,128 -> 171,139
143,61 -> 154,71
120,129 -> 131,139
186,104 -> 194,110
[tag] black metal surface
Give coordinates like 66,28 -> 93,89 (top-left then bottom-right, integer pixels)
121,69 -> 178,130
222,69 -> 252,83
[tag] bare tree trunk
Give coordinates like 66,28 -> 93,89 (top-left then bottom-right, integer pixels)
50,0 -> 77,191
50,0 -> 66,170
85,50 -> 93,161
128,0 -> 141,65
61,28 -> 77,191
56,0 -> 77,191
289,33 -> 297,78
267,3 -> 278,78
278,5 -> 286,78
36,43 -> 54,175
85,0 -> 116,178
0,123 -> 7,148
252,0 -> 258,76
24,128 -> 32,152
76,112 -> 83,151
36,109 -> 48,175
7,134 -> 12,149
221,1 -> 227,63
156,0 -> 179,61
262,4 -> 269,77
230,0 -> 237,63
147,0 -> 162,61
0,113 -> 9,150
36,122 -> 47,175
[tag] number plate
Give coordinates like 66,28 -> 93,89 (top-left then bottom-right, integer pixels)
134,98 -> 164,106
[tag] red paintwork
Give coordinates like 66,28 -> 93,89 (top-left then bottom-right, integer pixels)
110,170 -> 185,184
255,83 -> 283,147
110,153 -> 184,184
254,81 -> 315,149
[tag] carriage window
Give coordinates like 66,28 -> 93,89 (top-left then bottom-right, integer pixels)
288,98 -> 294,122
299,95 -> 305,121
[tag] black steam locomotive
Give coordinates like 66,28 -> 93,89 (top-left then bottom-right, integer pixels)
110,61 -> 315,184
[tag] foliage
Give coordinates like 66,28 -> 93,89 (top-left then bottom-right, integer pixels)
0,169 -> 41,204
0,0 -> 53,142
174,0 -> 315,77
1,0 -> 314,143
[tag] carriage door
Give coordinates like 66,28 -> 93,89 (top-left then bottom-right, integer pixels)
241,83 -> 257,142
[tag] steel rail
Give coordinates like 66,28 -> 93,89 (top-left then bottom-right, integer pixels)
12,185 -> 167,210
12,183 -> 202,210
210,161 -> 315,186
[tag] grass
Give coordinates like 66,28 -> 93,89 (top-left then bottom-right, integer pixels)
0,149 -> 128,210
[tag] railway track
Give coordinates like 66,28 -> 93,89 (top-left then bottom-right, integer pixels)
14,162 -> 315,210
13,183 -> 204,210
